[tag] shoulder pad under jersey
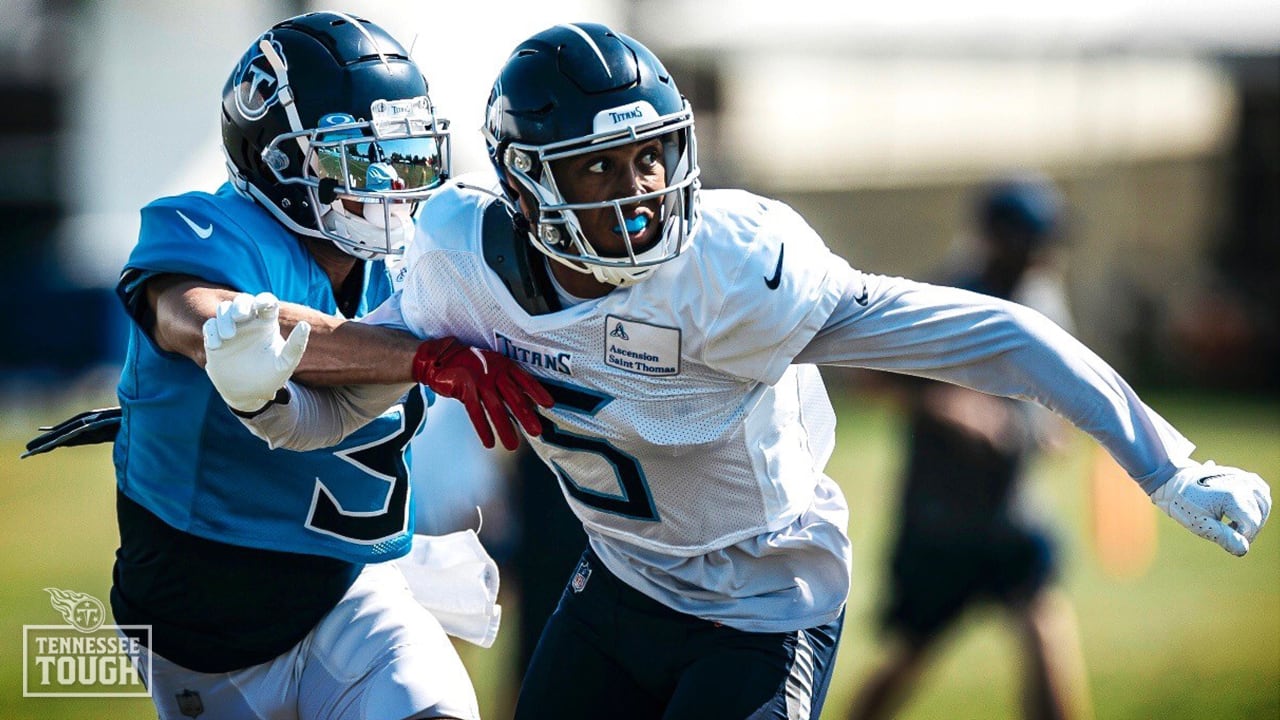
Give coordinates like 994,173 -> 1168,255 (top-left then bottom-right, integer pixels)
480,200 -> 561,316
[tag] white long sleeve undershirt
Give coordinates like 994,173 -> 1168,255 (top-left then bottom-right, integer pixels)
794,267 -> 1193,492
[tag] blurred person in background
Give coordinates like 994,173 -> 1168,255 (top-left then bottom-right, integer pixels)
199,23 -> 1271,720
846,176 -> 1093,720
27,11 -> 549,720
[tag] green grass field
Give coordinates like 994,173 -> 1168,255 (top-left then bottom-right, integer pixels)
0,391 -> 1276,719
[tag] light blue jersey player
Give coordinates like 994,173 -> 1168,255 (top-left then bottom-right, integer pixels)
202,23 -> 1271,720
117,183 -> 423,562
85,12 -> 547,720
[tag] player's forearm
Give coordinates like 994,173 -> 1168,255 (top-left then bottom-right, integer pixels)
800,273 -> 1193,489
291,318 -> 419,386
147,275 -> 417,385
203,288 -> 550,453
148,277 -> 236,362
240,380 -> 414,451
956,302 -> 1193,490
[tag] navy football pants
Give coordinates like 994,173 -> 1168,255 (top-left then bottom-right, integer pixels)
514,547 -> 843,720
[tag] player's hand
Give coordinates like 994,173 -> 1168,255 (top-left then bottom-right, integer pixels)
1149,461 -> 1271,556
412,337 -> 554,450
202,292 -> 310,414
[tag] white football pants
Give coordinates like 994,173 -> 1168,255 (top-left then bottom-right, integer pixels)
133,562 -> 479,720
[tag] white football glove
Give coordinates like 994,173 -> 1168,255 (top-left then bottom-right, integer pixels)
202,292 -> 310,414
1150,461 -> 1271,556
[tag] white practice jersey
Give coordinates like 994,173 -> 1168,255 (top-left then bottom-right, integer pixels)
256,177 -> 1197,633
394,180 -> 853,632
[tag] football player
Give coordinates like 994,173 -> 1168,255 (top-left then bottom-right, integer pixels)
202,23 -> 1271,720
102,12 -> 547,720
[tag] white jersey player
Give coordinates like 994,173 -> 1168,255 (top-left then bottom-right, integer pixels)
201,23 -> 1271,720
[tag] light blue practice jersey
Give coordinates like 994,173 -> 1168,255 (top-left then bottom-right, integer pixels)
114,183 -> 424,563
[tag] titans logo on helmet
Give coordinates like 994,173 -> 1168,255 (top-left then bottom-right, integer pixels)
233,35 -> 284,121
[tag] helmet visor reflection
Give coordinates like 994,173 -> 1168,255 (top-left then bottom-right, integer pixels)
314,136 -> 445,193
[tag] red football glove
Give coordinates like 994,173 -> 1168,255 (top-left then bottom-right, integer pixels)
412,337 -> 554,450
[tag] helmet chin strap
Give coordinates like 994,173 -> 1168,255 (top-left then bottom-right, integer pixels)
587,240 -> 666,286
258,39 -> 308,156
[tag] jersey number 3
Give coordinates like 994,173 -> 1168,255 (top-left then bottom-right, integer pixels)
306,390 -> 426,543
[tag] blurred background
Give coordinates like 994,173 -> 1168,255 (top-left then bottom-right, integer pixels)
0,1 -> 1276,718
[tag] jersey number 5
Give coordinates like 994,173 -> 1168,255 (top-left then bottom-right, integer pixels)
539,380 -> 659,522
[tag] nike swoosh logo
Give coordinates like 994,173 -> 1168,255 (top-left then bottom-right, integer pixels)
853,276 -> 870,306
764,244 -> 785,290
1197,473 -> 1229,487
176,210 -> 213,239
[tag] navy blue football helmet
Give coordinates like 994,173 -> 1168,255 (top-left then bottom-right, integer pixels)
483,23 -> 700,286
221,11 -> 450,259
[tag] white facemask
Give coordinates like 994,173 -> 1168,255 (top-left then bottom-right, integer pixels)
321,200 -> 415,260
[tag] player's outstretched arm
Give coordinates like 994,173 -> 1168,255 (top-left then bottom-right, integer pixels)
202,292 -> 553,451
797,268 -> 1272,555
201,292 -> 425,450
1150,461 -> 1271,556
148,274 -> 421,386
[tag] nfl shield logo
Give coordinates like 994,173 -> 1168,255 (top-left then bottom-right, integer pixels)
571,559 -> 592,594
176,689 -> 204,717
